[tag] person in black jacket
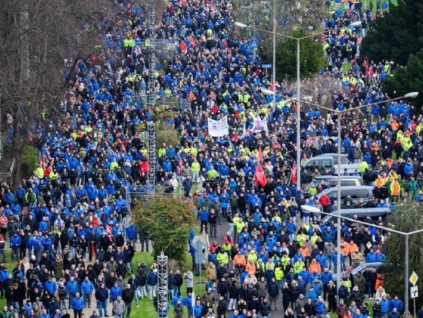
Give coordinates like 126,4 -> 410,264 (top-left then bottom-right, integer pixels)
289,280 -> 301,309
304,298 -> 316,317
217,277 -> 229,300
216,294 -> 228,317
260,297 -> 271,318
373,299 -> 382,318
95,283 -> 109,317
267,277 -> 279,310
228,280 -> 239,311
173,270 -> 183,296
121,284 -> 134,318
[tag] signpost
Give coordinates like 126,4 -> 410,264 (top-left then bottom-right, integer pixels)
262,64 -> 272,76
410,271 -> 419,316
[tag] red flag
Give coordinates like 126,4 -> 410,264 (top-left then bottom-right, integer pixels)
91,215 -> 99,227
254,164 -> 267,187
291,162 -> 297,185
257,146 -> 263,163
91,242 -> 96,259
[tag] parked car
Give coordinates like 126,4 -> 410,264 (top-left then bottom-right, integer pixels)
301,153 -> 361,175
316,186 -> 374,205
302,175 -> 363,198
332,262 -> 383,282
320,207 -> 392,225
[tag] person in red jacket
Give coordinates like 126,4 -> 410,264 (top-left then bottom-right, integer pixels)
319,193 -> 331,212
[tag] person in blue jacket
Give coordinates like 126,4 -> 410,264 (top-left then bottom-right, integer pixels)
81,277 -> 94,308
193,299 -> 203,318
10,233 -> 21,261
380,295 -> 391,317
71,292 -> 85,318
315,296 -> 326,317
66,276 -> 79,309
44,276 -> 57,295
390,296 -> 403,313
125,225 -> 137,246
147,269 -> 158,300
110,281 -> 122,302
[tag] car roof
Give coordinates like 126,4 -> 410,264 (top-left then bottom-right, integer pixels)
321,185 -> 374,192
311,153 -> 347,158
313,175 -> 362,181
352,262 -> 383,275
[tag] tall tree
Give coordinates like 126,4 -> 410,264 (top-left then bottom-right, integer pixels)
381,203 -> 423,310
132,196 -> 196,264
382,48 -> 423,106
270,30 -> 325,81
361,0 -> 423,65
0,0 -> 110,187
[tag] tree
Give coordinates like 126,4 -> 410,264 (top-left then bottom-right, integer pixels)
263,30 -> 324,81
0,0 -> 110,187
132,196 -> 196,264
381,203 -> 423,310
361,0 -> 423,65
382,49 -> 423,106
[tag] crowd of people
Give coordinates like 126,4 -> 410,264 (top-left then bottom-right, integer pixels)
0,0 -> 422,317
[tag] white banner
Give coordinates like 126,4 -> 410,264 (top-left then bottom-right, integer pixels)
252,116 -> 268,132
208,116 -> 229,137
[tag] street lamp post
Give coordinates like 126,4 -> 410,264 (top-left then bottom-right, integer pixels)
272,0 -> 276,115
301,91 -> 419,304
235,21 -> 362,192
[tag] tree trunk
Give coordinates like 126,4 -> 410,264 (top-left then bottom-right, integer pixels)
12,121 -> 24,189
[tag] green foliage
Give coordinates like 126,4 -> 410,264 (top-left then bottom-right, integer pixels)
157,125 -> 179,148
262,30 -> 324,81
381,203 -> 423,309
22,146 -> 37,177
132,196 -> 196,264
382,49 -> 423,106
361,0 -> 423,65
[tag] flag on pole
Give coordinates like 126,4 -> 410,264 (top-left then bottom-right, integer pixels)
291,162 -> 297,185
254,164 -> 267,187
257,146 -> 263,163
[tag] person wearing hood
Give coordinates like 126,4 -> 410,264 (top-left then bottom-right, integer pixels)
354,272 -> 366,294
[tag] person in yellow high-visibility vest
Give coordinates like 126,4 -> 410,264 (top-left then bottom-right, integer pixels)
390,179 -> 401,203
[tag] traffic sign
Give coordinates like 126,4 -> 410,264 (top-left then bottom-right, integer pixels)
410,271 -> 419,286
262,64 -> 272,69
411,286 -> 418,299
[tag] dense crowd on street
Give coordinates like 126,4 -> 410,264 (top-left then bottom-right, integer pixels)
0,0 -> 422,318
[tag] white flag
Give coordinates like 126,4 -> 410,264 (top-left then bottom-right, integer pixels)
208,116 -> 229,137
252,116 -> 268,133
